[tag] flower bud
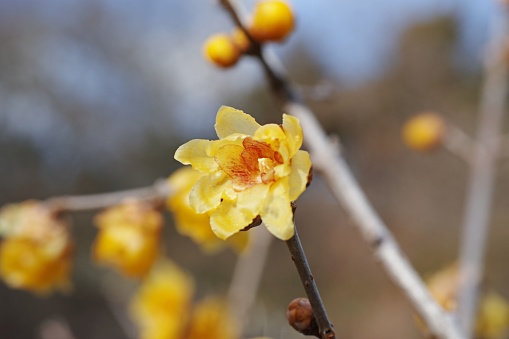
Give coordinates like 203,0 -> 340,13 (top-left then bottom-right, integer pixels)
402,111 -> 445,152
249,0 -> 295,42
287,297 -> 318,336
231,28 -> 251,53
204,34 -> 241,68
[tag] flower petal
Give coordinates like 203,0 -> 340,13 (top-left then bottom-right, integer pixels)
215,106 -> 261,139
260,180 -> 294,240
288,150 -> 312,201
210,199 -> 257,240
167,167 -> 204,193
236,183 -> 270,215
253,123 -> 286,145
174,139 -> 218,173
189,172 -> 233,214
282,114 -> 303,156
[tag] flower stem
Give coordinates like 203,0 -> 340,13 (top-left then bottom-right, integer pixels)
286,223 -> 335,339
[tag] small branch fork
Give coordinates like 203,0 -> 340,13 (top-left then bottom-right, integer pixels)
219,1 -> 463,338
286,213 -> 335,339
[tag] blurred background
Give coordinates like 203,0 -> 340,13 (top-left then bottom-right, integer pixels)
1,0 -> 509,338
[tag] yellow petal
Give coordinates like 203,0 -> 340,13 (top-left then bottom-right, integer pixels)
253,123 -> 286,145
210,199 -> 257,240
167,167 -> 204,193
189,172 -> 233,214
288,150 -> 312,201
282,114 -> 303,156
187,297 -> 239,339
174,139 -> 218,173
215,106 -> 261,139
260,179 -> 294,240
237,183 -> 270,215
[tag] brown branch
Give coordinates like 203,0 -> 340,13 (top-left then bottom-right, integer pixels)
286,223 -> 335,339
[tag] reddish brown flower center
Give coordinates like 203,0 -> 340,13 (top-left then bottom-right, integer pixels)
215,137 -> 284,191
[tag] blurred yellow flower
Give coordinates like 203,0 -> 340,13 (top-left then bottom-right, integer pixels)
130,260 -> 194,339
174,106 -> 311,241
167,166 -> 249,253
426,263 -> 509,339
130,259 -> 275,339
186,297 -> 239,339
93,200 -> 162,278
0,201 -> 72,294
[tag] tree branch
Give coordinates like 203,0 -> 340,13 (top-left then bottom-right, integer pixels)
43,178 -> 171,212
219,1 -> 463,337
457,4 -> 509,337
286,223 -> 335,339
227,226 -> 274,333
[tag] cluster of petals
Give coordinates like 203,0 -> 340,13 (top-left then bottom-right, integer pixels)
93,199 -> 162,278
166,166 -> 249,253
130,259 -> 273,339
175,106 -> 311,241
0,201 -> 72,294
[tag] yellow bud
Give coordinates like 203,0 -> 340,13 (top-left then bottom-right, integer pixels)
231,27 -> 251,53
249,0 -> 295,42
402,112 -> 445,152
204,34 -> 241,68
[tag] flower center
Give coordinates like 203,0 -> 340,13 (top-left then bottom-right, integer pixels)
215,137 -> 284,191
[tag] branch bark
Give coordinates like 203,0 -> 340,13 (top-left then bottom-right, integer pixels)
457,5 -> 509,337
43,178 -> 171,212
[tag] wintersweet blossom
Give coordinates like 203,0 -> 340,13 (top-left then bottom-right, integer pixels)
174,106 -> 311,240
425,263 -> 509,339
166,166 -> 249,253
0,201 -> 72,294
186,297 -> 239,339
130,260 -> 194,339
93,200 -> 162,278
130,259 -> 273,339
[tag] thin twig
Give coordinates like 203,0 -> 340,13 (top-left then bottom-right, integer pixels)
457,4 -> 509,337
43,179 -> 172,212
442,124 -> 477,164
228,226 -> 274,333
286,224 -> 335,339
220,1 -> 463,338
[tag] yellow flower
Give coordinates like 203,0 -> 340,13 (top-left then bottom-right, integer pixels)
167,166 -> 249,253
174,106 -> 311,241
93,200 -> 162,278
425,263 -> 509,339
130,260 -> 194,339
0,201 -> 72,294
186,297 -> 239,339
402,111 -> 445,152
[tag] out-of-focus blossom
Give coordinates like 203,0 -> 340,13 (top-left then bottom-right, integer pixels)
0,201 -> 72,294
130,259 -> 273,339
426,263 -> 509,339
402,111 -> 445,152
174,106 -> 311,241
249,0 -> 295,42
130,260 -> 194,339
93,200 -> 162,278
167,166 -> 249,254
186,297 -> 239,339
